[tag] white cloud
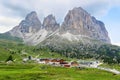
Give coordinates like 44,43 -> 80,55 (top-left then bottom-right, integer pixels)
0,0 -> 120,33
0,25 -> 13,33
1,0 -> 119,19
1,0 -> 119,20
112,42 -> 120,46
0,16 -> 22,33
0,0 -> 120,45
0,16 -> 21,26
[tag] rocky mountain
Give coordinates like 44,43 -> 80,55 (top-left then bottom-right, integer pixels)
8,7 -> 111,45
60,7 -> 110,43
43,14 -> 59,31
9,11 -> 42,38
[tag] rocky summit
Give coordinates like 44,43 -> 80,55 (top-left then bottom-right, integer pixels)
9,11 -> 42,38
8,7 -> 111,45
43,14 -> 60,31
60,7 -> 110,43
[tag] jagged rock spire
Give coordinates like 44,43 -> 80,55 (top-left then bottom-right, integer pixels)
9,7 -> 111,45
61,7 -> 110,43
43,14 -> 59,31
19,11 -> 42,33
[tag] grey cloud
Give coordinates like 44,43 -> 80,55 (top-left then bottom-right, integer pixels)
0,0 -> 113,22
2,0 -> 30,17
84,1 -> 110,18
0,0 -> 119,25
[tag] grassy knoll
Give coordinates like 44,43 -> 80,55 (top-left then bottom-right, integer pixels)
0,63 -> 120,80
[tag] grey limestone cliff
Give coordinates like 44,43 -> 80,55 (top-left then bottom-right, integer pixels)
60,7 -> 110,43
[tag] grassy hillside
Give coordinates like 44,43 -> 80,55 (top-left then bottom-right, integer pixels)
0,33 -> 23,42
0,35 -> 120,64
0,34 -> 120,80
0,63 -> 120,80
0,39 -> 68,62
36,35 -> 120,64
1,32 -> 120,64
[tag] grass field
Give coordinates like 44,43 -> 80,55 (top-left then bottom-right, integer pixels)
0,38 -> 120,80
0,63 -> 120,80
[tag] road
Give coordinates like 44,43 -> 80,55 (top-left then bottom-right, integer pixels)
97,67 -> 120,74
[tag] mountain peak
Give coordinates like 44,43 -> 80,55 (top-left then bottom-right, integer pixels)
8,7 -> 111,45
45,14 -> 55,19
9,11 -> 42,38
25,11 -> 37,20
72,7 -> 88,13
18,11 -> 42,33
43,14 -> 59,31
61,7 -> 110,43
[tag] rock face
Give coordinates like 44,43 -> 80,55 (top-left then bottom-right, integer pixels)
60,7 -> 110,43
19,11 -> 42,33
9,11 -> 42,38
8,7 -> 111,45
43,14 -> 59,31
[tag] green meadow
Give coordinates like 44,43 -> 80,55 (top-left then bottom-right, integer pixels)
0,39 -> 120,80
0,63 -> 120,80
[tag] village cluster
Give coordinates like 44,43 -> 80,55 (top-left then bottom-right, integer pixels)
23,56 -> 101,68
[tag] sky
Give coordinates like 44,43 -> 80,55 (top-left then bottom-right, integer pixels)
0,0 -> 120,46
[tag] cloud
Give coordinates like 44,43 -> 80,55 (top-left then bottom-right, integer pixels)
0,25 -> 13,33
0,16 -> 22,33
0,0 -> 120,33
0,1 -> 117,17
0,16 -> 21,26
112,42 -> 120,46
1,0 -> 120,20
1,0 -> 30,17
84,1 -> 111,17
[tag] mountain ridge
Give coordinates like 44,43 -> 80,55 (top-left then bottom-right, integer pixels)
8,7 -> 111,45
1,7 -> 120,64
